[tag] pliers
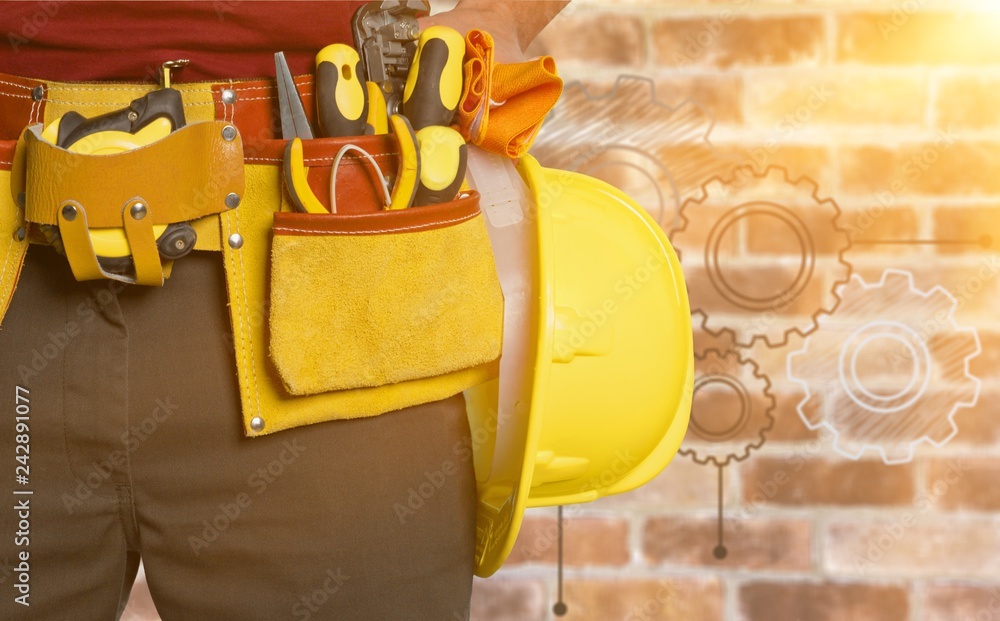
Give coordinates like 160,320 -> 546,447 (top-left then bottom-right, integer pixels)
276,50 -> 420,213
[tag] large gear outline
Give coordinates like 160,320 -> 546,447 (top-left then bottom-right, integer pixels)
679,349 -> 776,467
670,166 -> 853,348
531,74 -> 739,230
787,269 -> 982,465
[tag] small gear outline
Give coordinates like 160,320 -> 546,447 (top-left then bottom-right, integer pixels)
679,349 -> 776,467
787,269 -> 983,465
670,165 -> 853,348
531,74 -> 739,230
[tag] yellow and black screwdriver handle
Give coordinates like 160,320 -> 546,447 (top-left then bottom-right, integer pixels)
402,25 -> 465,131
315,44 -> 370,137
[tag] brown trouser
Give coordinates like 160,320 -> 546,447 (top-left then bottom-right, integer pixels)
0,245 -> 476,620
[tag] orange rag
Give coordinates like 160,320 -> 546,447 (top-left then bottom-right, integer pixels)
457,29 -> 563,159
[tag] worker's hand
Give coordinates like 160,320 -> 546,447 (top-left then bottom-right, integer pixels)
418,1 -> 569,64
418,4 -> 520,63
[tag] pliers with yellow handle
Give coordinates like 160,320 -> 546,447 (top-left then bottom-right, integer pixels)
278,49 -> 419,213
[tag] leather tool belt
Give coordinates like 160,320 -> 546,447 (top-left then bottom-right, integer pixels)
0,70 -> 504,437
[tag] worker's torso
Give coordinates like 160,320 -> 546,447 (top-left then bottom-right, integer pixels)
0,1 -> 365,81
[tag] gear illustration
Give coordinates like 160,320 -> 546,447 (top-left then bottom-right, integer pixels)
531,74 -> 738,230
787,270 -> 982,465
679,349 -> 776,467
670,166 -> 852,348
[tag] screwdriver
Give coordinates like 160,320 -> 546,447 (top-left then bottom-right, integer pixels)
402,25 -> 465,131
414,125 -> 467,207
315,43 -> 369,137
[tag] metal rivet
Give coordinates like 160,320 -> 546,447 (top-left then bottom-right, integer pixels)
228,233 -> 244,249
222,125 -> 237,141
15,192 -> 25,208
250,417 -> 265,432
225,192 -> 241,209
61,204 -> 77,221
130,203 -> 147,220
128,111 -> 139,122
13,227 -> 26,242
31,85 -> 43,101
221,88 -> 237,104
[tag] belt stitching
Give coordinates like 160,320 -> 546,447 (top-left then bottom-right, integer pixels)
274,212 -> 479,236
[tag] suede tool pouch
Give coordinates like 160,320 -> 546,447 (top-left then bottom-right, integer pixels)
269,190 -> 504,397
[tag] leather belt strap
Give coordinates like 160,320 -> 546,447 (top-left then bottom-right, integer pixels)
13,122 -> 244,227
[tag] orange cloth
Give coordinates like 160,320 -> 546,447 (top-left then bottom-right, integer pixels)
457,29 -> 563,159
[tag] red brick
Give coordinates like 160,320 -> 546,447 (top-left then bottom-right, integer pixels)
643,516 -> 811,570
825,520 -> 1000,577
745,206 -> 853,256
923,584 -> 1000,621
838,12 -> 1000,65
654,16 -> 825,68
744,71 -> 925,127
936,74 -> 1000,130
924,458 -> 1000,511
840,206 -> 920,252
839,141 -> 1000,197
470,579 -> 547,621
713,144 -> 835,191
948,390 -> 1000,446
740,457 -> 915,506
766,386 -> 820,442
593,456 -> 736,511
933,206 -> 1000,254
654,74 -> 744,125
562,578 -> 723,621
530,13 -> 645,67
738,581 -> 909,621
506,516 -> 629,567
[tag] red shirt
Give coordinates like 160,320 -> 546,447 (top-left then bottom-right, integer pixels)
0,1 -> 367,82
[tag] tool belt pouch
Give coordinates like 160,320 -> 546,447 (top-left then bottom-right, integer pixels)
10,121 -> 244,286
268,190 -> 504,398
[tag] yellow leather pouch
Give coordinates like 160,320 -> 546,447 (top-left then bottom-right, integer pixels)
269,192 -> 503,396
222,162 -> 504,437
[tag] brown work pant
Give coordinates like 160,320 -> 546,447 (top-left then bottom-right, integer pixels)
0,245 -> 476,620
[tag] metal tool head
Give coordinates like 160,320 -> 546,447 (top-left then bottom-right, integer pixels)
275,51 -> 314,140
351,1 -> 428,117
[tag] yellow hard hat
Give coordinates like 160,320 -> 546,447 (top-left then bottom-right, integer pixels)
465,152 -> 693,577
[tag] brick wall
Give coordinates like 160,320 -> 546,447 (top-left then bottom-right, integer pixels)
473,1 -> 1000,620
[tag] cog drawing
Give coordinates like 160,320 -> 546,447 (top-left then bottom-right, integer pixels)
531,75 -> 738,230
787,270 -> 982,465
670,166 -> 852,348
679,349 -> 776,467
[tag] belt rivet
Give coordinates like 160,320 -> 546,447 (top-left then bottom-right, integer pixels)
222,125 -> 238,141
130,203 -> 148,220
31,85 -> 44,101
228,233 -> 244,249
15,192 -> 25,208
221,88 -> 237,105
13,227 -> 26,242
225,192 -> 241,209
250,417 -> 265,432
61,204 -> 77,222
